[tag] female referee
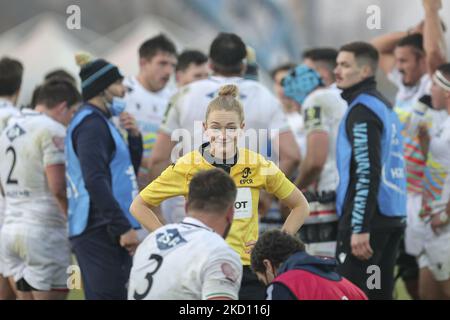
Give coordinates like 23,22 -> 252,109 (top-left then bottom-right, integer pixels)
130,84 -> 310,299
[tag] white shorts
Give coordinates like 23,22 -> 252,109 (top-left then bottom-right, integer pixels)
405,192 -> 427,256
161,196 -> 186,224
418,224 -> 450,281
0,224 -> 71,291
305,241 -> 337,258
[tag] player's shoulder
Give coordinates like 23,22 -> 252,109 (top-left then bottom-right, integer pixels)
0,105 -> 20,117
168,150 -> 204,174
122,75 -> 136,91
200,231 -> 240,261
185,77 -> 219,92
304,87 -> 341,106
32,112 -> 66,135
237,148 -> 271,168
239,78 -> 274,96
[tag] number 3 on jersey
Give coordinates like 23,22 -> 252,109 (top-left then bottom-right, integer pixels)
133,254 -> 163,300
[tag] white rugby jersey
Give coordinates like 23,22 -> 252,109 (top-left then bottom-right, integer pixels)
0,109 -> 66,228
123,76 -> 175,160
128,217 -> 242,300
388,69 -> 431,111
160,76 -> 291,159
422,115 -> 450,218
286,112 -> 306,159
302,87 -> 346,193
0,99 -> 20,226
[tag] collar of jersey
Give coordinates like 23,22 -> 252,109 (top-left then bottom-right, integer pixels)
21,109 -> 42,116
209,75 -> 244,84
200,142 -> 238,169
181,217 -> 215,233
129,75 -> 170,96
0,98 -> 14,109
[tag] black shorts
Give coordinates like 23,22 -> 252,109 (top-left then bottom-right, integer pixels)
238,266 -> 266,300
299,221 -> 338,243
396,235 -> 419,282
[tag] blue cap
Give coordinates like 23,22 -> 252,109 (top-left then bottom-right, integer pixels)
282,64 -> 323,105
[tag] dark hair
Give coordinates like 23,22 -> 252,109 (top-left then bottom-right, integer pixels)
397,33 -> 424,56
303,47 -> 338,77
30,85 -> 42,109
176,50 -> 208,72
303,48 -> 338,64
251,230 -> 305,273
437,63 -> 450,78
0,57 -> 23,96
35,79 -> 81,109
187,168 -> 237,214
339,41 -> 379,73
44,69 -> 77,85
270,63 -> 296,80
209,33 -> 247,76
139,34 -> 177,60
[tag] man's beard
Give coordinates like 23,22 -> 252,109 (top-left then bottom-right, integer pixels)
222,220 -> 232,239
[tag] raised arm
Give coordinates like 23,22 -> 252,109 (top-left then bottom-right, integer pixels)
423,0 -> 447,74
371,22 -> 423,75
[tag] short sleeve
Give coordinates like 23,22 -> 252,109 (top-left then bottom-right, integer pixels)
41,124 -> 66,167
304,103 -> 327,134
263,160 -> 296,200
201,247 -> 243,300
139,163 -> 189,206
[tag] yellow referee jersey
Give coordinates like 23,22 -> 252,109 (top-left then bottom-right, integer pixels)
139,148 -> 296,265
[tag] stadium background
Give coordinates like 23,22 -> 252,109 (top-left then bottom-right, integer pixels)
2,0 -> 449,300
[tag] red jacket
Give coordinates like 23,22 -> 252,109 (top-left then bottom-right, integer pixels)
272,252 -> 367,300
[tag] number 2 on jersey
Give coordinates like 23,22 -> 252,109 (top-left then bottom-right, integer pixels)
5,146 -> 18,184
133,254 -> 163,300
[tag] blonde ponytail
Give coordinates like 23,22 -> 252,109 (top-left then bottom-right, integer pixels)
206,84 -> 244,123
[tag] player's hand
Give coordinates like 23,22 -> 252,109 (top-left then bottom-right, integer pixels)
351,233 -> 373,261
423,0 -> 442,12
120,229 -> 140,256
244,240 -> 257,254
119,112 -> 140,137
430,212 -> 449,234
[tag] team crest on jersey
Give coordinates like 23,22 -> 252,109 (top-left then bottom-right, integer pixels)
156,229 -> 187,250
6,124 -> 26,142
304,106 -> 322,129
221,262 -> 239,283
240,167 -> 253,184
52,136 -> 65,151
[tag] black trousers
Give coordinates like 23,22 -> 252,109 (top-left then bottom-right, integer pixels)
71,226 -> 132,300
335,228 -> 403,300
238,266 -> 266,300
